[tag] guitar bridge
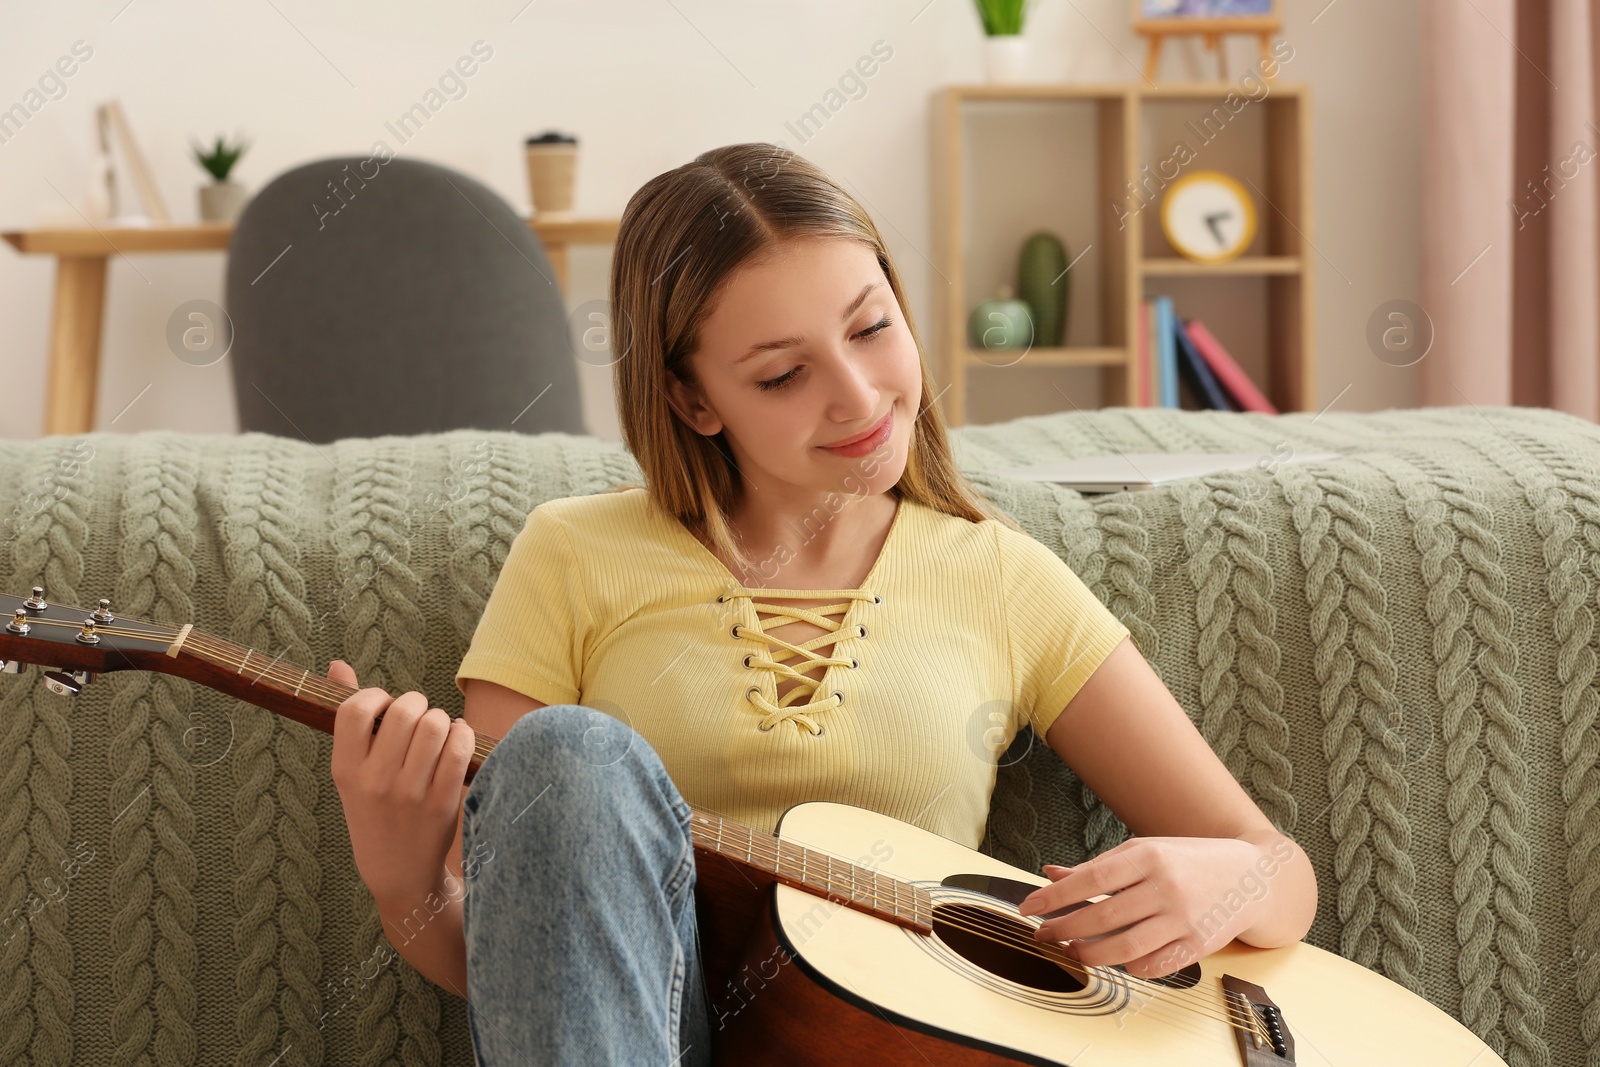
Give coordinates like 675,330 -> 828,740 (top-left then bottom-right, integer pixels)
1221,974 -> 1295,1064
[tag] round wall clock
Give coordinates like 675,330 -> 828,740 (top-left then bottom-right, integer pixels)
1160,170 -> 1258,263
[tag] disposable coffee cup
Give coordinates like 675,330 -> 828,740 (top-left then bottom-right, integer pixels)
525,133 -> 578,217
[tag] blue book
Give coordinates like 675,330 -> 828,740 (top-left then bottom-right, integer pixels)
1172,316 -> 1235,411
1155,296 -> 1178,408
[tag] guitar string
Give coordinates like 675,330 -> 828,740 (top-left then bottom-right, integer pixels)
12,618 -> 1273,1042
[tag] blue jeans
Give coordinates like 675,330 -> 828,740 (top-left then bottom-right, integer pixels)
460,704 -> 715,1066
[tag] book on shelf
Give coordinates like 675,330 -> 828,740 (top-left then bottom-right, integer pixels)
1172,316 -> 1234,411
1185,319 -> 1278,414
1136,297 -> 1278,414
1140,300 -> 1158,406
1155,296 -> 1178,408
1132,298 -> 1148,407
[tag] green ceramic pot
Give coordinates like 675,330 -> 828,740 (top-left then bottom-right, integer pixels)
968,284 -> 1034,350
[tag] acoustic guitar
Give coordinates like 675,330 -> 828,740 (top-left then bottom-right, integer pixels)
0,588 -> 1506,1066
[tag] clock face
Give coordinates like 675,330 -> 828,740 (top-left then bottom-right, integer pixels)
1161,171 -> 1258,263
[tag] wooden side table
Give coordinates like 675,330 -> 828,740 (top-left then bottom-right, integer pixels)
2,217 -> 621,436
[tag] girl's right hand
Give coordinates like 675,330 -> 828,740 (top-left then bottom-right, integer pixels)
327,659 -> 477,908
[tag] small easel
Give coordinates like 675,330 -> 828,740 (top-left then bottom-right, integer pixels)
1133,3 -> 1282,84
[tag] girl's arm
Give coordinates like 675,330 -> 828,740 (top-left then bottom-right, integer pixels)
1018,637 -> 1318,976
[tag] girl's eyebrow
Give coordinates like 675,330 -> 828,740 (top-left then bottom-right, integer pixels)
734,281 -> 882,365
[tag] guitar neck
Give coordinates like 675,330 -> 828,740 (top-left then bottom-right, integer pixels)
0,590 -> 932,934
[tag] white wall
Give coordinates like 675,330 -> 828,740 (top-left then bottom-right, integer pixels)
0,0 -> 1422,443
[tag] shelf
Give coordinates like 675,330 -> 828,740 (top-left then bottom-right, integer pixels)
930,81 -> 1314,425
935,83 -> 1306,101
1141,256 -> 1301,276
965,347 -> 1126,368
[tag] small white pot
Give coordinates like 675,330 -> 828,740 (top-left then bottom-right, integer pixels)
984,34 -> 1030,84
199,180 -> 248,223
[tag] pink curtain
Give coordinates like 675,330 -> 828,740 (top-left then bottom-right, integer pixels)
1421,0 -> 1600,418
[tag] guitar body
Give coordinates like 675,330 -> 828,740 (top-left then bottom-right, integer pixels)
697,801 -> 1507,1067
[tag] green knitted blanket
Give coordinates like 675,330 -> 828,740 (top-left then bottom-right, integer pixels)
0,404 -> 1593,1066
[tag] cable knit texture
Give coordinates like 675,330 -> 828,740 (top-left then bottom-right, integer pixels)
0,406 -> 1594,1065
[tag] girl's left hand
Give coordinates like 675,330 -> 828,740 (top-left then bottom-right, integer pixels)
1017,835 -> 1268,979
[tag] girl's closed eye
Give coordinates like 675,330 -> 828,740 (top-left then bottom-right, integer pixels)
755,316 -> 895,392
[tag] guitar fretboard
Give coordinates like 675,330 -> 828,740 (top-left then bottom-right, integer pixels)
689,810 -> 934,932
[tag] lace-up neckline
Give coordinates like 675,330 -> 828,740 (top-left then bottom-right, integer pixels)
667,495 -> 908,737
720,589 -> 882,735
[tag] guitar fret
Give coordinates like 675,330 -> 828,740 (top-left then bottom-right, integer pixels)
293,667 -> 310,696
236,646 -> 253,675
777,838 -> 796,883
683,808 -> 923,928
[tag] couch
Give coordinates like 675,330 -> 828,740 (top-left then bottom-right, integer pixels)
0,404 -> 1592,1065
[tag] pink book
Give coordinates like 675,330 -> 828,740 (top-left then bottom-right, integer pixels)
1133,300 -> 1149,406
1144,300 -> 1160,406
1184,319 -> 1278,414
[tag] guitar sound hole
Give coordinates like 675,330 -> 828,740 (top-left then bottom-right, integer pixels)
930,902 -> 1088,994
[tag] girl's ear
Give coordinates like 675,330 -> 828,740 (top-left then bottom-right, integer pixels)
664,372 -> 723,437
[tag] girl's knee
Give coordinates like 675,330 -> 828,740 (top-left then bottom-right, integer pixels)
469,704 -> 676,820
495,703 -> 644,772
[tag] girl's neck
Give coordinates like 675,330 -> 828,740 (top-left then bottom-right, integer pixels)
725,489 -> 899,587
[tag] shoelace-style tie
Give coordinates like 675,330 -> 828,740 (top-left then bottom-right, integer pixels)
722,590 -> 879,735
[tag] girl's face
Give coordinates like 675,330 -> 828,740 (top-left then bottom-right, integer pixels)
669,237 -> 922,504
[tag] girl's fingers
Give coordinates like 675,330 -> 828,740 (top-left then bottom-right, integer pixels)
1062,913 -> 1190,972
326,659 -> 358,686
1034,880 -> 1161,944
368,690 -> 428,768
1021,849 -> 1143,915
429,719 -> 477,802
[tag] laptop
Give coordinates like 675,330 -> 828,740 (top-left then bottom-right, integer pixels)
997,451 -> 1343,493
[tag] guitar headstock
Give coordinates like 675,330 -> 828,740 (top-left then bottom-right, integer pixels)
0,587 -> 181,695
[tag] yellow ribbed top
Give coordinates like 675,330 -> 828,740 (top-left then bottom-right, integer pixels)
454,487 -> 1130,850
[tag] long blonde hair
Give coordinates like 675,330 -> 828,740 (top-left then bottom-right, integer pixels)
607,142 -> 1025,582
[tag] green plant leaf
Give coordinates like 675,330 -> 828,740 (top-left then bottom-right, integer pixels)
973,0 -> 1030,34
191,133 -> 250,181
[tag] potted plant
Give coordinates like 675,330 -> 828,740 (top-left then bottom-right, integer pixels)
973,0 -> 1034,84
191,134 -> 250,223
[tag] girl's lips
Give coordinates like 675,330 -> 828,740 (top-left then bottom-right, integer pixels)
819,409 -> 893,455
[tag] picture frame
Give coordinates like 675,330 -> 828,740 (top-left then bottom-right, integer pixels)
1131,0 -> 1282,82
1135,0 -> 1279,21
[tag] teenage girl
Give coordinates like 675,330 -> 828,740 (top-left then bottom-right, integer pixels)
325,142 -> 1317,1066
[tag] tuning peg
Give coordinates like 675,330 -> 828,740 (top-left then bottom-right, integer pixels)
7,609 -> 30,634
0,661 -> 21,674
23,587 -> 46,611
42,670 -> 84,697
91,598 -> 114,624
76,619 -> 100,645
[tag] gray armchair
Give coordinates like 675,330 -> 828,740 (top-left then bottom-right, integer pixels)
223,155 -> 585,442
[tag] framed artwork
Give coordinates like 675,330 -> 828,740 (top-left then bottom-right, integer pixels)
1132,0 -> 1282,81
1137,0 -> 1278,17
